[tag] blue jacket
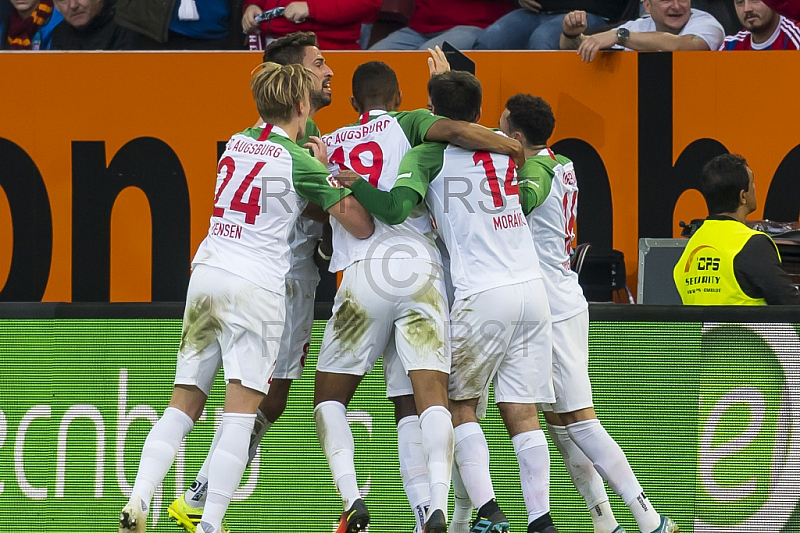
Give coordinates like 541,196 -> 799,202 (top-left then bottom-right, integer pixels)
169,0 -> 229,39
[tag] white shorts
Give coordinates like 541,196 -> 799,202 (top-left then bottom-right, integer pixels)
174,264 -> 284,395
317,257 -> 451,384
540,309 -> 594,413
449,279 -> 554,405
272,278 -> 318,380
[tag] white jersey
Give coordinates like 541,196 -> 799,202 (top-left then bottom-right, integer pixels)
322,109 -> 443,272
617,9 -> 724,50
193,124 -> 342,294
287,218 -> 323,281
397,141 -> 542,300
520,149 -> 588,321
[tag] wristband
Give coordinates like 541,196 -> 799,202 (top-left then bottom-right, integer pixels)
561,31 -> 580,39
317,243 -> 332,261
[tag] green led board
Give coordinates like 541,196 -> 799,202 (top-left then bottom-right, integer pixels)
0,319 -> 798,532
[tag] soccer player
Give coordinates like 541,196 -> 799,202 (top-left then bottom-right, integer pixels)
166,32 -> 335,533
500,93 -> 678,533
338,70 -> 557,533
315,61 -> 525,533
118,62 -> 374,533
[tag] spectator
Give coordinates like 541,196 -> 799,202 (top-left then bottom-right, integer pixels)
721,0 -> 800,49
117,0 -> 244,50
51,0 -> 140,49
560,0 -> 724,61
242,0 -> 381,50
370,0 -> 514,50
673,154 -> 800,305
475,0 -> 633,50
1,0 -> 63,49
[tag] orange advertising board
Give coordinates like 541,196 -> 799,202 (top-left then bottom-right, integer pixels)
0,51 -> 797,302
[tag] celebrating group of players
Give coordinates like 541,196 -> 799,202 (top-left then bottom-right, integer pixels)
118,33 -> 678,533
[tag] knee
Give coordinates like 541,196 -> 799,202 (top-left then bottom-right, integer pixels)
527,25 -> 561,50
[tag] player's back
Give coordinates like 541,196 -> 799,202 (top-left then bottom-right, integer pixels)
405,142 -> 542,300
522,149 -> 588,320
193,125 -> 308,295
322,109 -> 441,272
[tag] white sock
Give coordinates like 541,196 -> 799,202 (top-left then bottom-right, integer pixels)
200,412 -> 255,532
590,501 -> 620,533
314,400 -> 360,509
512,430 -> 550,523
398,415 -> 431,532
248,409 -> 272,464
131,407 -> 194,510
567,419 -> 660,532
185,409 -> 271,508
453,422 -> 495,510
450,462 -> 473,533
419,405 -> 454,519
546,423 -> 618,533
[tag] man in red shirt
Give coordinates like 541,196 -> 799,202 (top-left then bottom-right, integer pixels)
243,0 -> 381,49
370,0 -> 513,49
720,0 -> 800,49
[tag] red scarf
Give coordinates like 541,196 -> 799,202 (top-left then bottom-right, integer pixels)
6,0 -> 54,50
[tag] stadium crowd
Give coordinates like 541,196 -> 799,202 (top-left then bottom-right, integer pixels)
2,0 -> 800,50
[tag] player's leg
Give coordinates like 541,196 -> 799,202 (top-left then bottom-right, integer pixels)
495,279 -> 557,533
450,461 -> 474,533
196,275 -> 284,533
386,343 -> 432,533
175,276 -> 317,525
392,258 -> 453,533
544,412 -> 622,533
544,312 -> 621,533
120,265 -> 224,533
314,261 -> 393,532
449,288 -> 516,533
552,310 -> 675,533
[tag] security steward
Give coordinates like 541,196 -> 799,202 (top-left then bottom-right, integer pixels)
674,153 -> 800,305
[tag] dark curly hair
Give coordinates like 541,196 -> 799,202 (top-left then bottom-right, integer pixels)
504,94 -> 555,146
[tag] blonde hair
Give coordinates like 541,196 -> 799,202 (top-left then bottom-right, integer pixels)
250,62 -> 317,124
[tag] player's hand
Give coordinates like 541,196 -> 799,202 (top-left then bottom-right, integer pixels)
519,0 -> 543,13
284,1 -> 310,23
562,10 -> 587,37
576,30 -> 616,62
242,4 -> 262,33
427,45 -> 451,77
304,136 -> 328,165
336,169 -> 362,188
510,141 -> 526,170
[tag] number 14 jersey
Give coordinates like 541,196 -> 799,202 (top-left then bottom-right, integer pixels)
397,141 -> 543,301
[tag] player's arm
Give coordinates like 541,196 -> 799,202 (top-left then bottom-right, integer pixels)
396,108 -> 525,168
425,120 -> 525,168
346,181 -> 421,225
517,161 -> 553,215
293,146 -> 374,239
337,143 -> 436,225
326,195 -> 375,238
300,201 -> 329,223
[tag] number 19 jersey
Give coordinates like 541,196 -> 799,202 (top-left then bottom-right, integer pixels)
193,124 -> 345,295
322,109 -> 443,272
397,141 -> 542,300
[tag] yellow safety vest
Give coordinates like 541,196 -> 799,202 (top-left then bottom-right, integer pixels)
673,219 -> 780,305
